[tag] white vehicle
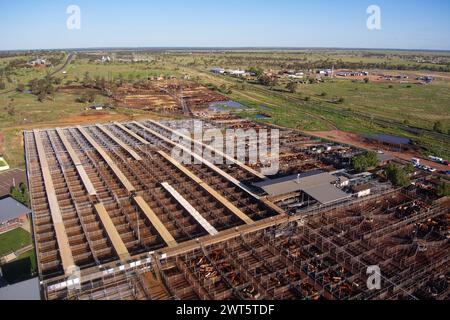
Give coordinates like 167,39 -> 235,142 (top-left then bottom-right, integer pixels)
428,156 -> 443,163
411,158 -> 421,166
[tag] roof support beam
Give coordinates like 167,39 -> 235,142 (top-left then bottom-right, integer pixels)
133,196 -> 178,247
148,120 -> 267,180
114,122 -> 150,145
34,130 -> 75,275
132,122 -> 260,200
159,150 -> 254,225
94,203 -> 131,262
161,182 -> 219,236
97,125 -> 142,161
56,128 -> 97,197
77,126 -> 136,194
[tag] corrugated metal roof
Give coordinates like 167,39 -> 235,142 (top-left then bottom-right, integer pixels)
253,171 -> 351,205
304,184 -> 352,205
0,277 -> 41,300
0,197 -> 31,222
254,171 -> 336,197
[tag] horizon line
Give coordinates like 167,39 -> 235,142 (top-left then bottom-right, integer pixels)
1,46 -> 450,53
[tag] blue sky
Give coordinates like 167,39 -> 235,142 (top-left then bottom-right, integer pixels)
1,0 -> 449,50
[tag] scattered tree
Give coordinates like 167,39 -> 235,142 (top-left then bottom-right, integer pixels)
286,82 -> 298,93
248,67 -> 263,77
16,83 -> 25,92
258,74 -> 277,87
437,182 -> 450,197
83,72 -> 95,87
385,164 -> 411,187
10,183 -> 29,205
332,97 -> 345,104
29,74 -> 57,101
433,121 -> 444,134
77,91 -> 96,103
219,84 -> 232,94
351,152 -> 380,172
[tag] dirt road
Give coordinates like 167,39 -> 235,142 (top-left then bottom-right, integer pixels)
50,53 -> 75,76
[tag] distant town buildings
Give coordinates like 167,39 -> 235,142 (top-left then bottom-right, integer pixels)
27,59 -> 47,67
336,71 -> 369,77
101,56 -> 112,63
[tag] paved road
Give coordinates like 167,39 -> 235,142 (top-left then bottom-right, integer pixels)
49,53 -> 75,77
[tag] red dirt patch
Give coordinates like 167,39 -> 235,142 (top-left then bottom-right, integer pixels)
307,130 -> 449,171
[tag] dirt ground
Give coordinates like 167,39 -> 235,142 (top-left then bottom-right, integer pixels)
18,112 -> 167,130
335,69 -> 450,83
307,130 -> 449,171
0,132 -> 4,154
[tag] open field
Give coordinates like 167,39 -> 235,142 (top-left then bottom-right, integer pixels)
1,49 -> 449,169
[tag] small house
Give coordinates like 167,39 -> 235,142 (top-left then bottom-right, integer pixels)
0,197 -> 31,233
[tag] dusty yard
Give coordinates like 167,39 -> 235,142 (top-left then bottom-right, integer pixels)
1,111 -> 167,169
0,132 -> 4,155
307,130 -> 449,171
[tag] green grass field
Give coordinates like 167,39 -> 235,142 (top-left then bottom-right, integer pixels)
1,51 -> 449,168
0,228 -> 32,256
175,64 -> 450,158
17,249 -> 37,275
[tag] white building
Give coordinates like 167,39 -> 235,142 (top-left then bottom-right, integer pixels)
27,59 -> 47,67
228,70 -> 247,76
211,67 -> 225,74
352,184 -> 372,198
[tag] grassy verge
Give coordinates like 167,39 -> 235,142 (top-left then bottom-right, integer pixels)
0,228 -> 32,256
